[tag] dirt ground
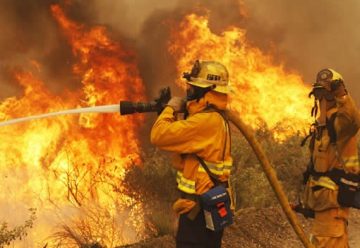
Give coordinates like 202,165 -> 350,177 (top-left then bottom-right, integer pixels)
120,207 -> 360,248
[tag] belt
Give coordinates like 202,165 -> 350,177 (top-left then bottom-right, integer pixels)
180,181 -> 229,201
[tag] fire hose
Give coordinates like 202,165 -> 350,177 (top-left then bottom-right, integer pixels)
0,87 -> 313,247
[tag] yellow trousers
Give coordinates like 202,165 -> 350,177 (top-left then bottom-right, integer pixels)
311,233 -> 349,248
311,208 -> 349,248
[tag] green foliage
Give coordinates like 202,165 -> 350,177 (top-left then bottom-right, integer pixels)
0,208 -> 36,247
231,128 -> 308,209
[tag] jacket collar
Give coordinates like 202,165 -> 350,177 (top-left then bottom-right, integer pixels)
186,91 -> 228,115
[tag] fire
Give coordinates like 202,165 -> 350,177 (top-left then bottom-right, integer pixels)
0,4 -> 146,247
0,4 -> 316,248
169,14 -> 313,140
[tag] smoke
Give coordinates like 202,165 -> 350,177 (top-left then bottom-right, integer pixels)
0,0 -> 68,98
241,0 -> 360,103
0,0 -> 359,102
0,0 -> 99,99
90,0 -> 360,104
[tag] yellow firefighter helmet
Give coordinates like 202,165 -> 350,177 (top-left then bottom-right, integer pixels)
314,68 -> 344,91
183,60 -> 230,94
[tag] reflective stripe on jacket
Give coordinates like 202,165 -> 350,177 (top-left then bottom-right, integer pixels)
304,95 -> 360,213
176,160 -> 233,194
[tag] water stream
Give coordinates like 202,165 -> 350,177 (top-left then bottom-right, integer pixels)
0,104 -> 120,127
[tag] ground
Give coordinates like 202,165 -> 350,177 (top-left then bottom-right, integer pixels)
120,207 -> 360,248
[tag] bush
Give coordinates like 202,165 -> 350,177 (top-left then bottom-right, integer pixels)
230,128 -> 308,209
0,208 -> 36,247
123,148 -> 178,237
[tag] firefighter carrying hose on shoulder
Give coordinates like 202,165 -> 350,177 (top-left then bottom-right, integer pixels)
296,69 -> 360,248
151,60 -> 234,248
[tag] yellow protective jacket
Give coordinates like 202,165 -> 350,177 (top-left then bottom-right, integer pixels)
303,95 -> 360,237
304,95 -> 360,208
310,95 -> 360,191
150,91 -> 232,214
303,95 -> 360,238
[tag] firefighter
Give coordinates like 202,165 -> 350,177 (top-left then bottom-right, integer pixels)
151,60 -> 233,248
300,69 -> 360,248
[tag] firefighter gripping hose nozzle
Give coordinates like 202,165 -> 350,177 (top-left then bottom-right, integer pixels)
120,87 -> 171,115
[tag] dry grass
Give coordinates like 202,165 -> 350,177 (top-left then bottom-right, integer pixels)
48,204 -> 132,248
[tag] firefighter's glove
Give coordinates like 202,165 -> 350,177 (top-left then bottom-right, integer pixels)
166,97 -> 186,113
291,203 -> 315,219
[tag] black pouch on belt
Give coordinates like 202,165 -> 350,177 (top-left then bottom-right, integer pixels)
353,191 -> 360,209
332,169 -> 360,208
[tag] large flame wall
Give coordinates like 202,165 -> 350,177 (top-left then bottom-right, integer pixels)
0,4 -> 147,247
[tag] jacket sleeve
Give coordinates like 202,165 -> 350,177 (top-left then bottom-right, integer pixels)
335,95 -> 360,135
150,106 -> 217,154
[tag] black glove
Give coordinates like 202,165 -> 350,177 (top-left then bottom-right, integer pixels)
292,203 -> 315,219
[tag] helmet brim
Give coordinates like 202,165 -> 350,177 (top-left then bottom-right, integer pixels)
213,85 -> 230,94
187,80 -> 230,94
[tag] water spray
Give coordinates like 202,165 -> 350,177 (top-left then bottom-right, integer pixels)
0,105 -> 120,127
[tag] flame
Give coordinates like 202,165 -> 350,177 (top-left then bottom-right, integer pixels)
169,14 -> 313,140
0,4 -> 147,247
0,5 -> 317,248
